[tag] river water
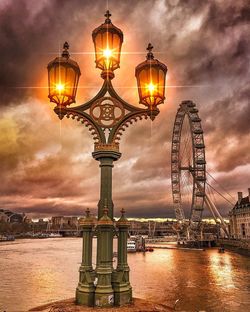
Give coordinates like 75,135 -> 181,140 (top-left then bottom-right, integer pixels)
0,238 -> 249,312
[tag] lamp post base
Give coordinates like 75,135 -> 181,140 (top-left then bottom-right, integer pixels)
114,288 -> 132,306
112,267 -> 132,306
94,291 -> 114,307
75,287 -> 95,307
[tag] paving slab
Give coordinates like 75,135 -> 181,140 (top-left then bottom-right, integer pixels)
29,297 -> 174,312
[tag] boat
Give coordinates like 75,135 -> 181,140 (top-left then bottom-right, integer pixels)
127,240 -> 136,252
48,233 -> 62,238
36,233 -> 50,239
0,235 -> 15,242
218,247 -> 225,253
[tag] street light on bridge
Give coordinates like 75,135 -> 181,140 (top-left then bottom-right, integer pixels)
136,43 -> 168,107
92,10 -> 123,78
47,41 -> 81,107
47,10 -> 167,308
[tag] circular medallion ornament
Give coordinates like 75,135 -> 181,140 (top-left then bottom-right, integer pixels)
90,97 -> 125,128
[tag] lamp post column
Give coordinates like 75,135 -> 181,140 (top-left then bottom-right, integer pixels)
92,149 -> 121,307
112,209 -> 132,305
76,208 -> 95,306
93,150 -> 121,220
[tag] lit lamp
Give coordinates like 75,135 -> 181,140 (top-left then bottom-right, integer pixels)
47,42 -> 81,106
92,10 -> 123,78
135,43 -> 167,107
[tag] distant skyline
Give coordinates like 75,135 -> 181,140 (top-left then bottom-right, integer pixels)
31,217 -> 223,224
0,0 -> 249,219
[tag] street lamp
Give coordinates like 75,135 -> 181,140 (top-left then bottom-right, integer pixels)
92,10 -> 123,78
136,43 -> 168,107
47,42 -> 81,107
47,10 -> 167,308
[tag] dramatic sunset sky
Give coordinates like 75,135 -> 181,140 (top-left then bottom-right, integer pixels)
0,0 -> 249,219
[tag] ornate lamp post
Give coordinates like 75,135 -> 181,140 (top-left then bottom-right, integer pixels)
47,11 -> 167,308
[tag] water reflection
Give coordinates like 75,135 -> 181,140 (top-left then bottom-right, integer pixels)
0,239 -> 249,312
209,252 -> 235,288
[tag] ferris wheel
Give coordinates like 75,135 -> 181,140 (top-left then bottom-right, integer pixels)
171,100 -> 206,231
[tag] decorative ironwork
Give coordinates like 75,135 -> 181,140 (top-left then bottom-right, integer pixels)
64,111 -> 102,143
54,78 -> 159,148
94,142 -> 119,152
112,111 -> 150,143
90,97 -> 125,128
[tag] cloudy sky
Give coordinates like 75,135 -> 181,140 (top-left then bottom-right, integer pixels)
0,0 -> 249,219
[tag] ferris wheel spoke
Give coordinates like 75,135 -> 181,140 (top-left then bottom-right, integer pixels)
179,118 -> 192,163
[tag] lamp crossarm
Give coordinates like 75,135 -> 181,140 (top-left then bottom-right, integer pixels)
53,78 -> 159,147
62,107 -> 106,143
74,79 -> 110,111
106,80 -> 145,113
71,79 -> 145,113
108,108 -> 159,143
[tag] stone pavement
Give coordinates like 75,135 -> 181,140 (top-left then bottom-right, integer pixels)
29,298 -> 174,312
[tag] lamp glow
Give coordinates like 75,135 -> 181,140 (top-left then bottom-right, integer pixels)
135,43 -> 167,107
47,42 -> 81,106
56,83 -> 65,92
103,48 -> 112,58
92,11 -> 123,73
147,82 -> 156,95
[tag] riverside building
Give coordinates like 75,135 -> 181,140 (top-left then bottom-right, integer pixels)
51,216 -> 79,228
229,189 -> 250,239
0,209 -> 26,223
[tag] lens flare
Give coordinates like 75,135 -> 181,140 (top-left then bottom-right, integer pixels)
103,49 -> 112,58
147,83 -> 156,94
55,83 -> 65,92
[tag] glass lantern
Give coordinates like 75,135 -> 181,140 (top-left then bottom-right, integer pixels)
47,42 -> 81,106
135,43 -> 167,107
92,11 -> 123,74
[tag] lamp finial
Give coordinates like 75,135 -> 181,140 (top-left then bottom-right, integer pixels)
105,10 -> 112,23
62,41 -> 70,58
146,43 -> 154,60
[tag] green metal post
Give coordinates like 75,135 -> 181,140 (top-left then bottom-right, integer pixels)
93,151 -> 121,220
94,208 -> 115,307
92,150 -> 121,307
112,209 -> 132,305
76,208 -> 95,306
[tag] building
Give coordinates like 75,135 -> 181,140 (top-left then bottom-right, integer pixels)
51,216 -> 79,228
0,209 -> 25,223
229,189 -> 250,239
129,220 -> 176,236
0,211 -> 8,222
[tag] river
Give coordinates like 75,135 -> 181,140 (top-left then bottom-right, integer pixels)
0,238 -> 249,311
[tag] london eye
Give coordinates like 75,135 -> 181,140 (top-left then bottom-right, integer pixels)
171,100 -> 229,238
